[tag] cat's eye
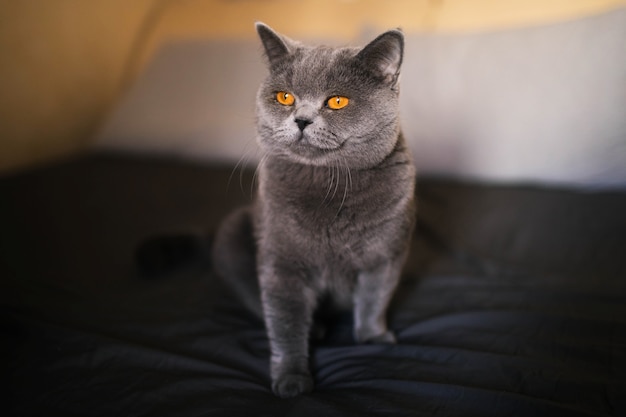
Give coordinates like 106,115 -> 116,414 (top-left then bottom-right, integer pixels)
276,91 -> 295,106
326,96 -> 349,110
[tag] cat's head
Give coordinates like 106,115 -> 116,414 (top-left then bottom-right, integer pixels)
255,23 -> 404,169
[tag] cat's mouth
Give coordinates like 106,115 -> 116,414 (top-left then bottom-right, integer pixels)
299,130 -> 342,149
288,132 -> 342,161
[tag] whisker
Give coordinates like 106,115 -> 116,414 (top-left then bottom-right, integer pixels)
341,163 -> 349,209
247,147 -> 261,195
252,152 -> 269,197
322,163 -> 335,204
330,162 -> 341,202
227,137 -> 259,194
334,159 -> 350,219
227,148 -> 251,193
345,157 -> 353,192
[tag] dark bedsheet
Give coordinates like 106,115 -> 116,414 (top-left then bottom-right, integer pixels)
2,153 -> 625,416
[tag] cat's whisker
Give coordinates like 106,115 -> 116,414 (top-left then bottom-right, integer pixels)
331,160 -> 351,219
239,152 -> 252,195
228,140 -> 257,195
252,152 -> 269,196
335,160 -> 350,218
330,162 -> 341,202
343,156 -> 353,192
322,164 -> 335,205
330,163 -> 338,201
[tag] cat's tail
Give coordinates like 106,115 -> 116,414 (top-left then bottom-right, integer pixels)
134,206 -> 263,319
211,206 -> 263,318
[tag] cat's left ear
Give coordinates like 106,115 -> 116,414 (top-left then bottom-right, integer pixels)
357,29 -> 404,86
256,22 -> 295,69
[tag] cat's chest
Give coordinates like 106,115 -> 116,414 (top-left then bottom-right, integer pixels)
267,176 -> 396,264
278,169 -> 379,226
260,156 -> 414,263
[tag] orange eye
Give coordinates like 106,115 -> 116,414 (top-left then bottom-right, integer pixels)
327,96 -> 349,110
276,91 -> 295,106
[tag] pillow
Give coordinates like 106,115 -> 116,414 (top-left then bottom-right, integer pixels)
400,7 -> 626,189
95,8 -> 626,189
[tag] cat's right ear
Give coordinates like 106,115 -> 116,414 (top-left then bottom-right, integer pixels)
357,29 -> 404,87
255,22 -> 294,68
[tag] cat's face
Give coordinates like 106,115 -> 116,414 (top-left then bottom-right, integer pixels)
255,24 -> 404,169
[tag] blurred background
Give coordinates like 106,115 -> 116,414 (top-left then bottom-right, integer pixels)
1,0 -> 625,187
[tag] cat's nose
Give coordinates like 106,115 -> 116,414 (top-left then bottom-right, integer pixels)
295,118 -> 313,132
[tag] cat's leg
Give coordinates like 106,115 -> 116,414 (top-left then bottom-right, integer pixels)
259,261 -> 317,398
353,256 -> 404,344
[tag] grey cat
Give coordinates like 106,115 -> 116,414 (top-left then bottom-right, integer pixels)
212,23 -> 416,398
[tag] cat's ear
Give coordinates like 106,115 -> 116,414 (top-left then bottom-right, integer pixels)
255,22 -> 295,68
357,29 -> 404,86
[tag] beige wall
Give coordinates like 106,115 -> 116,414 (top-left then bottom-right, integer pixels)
1,0 -> 625,174
0,0 -> 157,173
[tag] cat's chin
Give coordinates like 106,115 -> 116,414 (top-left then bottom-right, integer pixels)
285,151 -> 334,167
278,146 -> 385,170
284,143 -> 340,167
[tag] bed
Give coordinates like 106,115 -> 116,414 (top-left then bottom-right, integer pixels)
3,8 -> 626,417
3,153 -> 625,416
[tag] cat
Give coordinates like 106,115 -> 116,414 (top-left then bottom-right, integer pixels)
212,23 -> 416,398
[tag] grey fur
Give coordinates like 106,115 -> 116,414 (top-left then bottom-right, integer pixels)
213,23 -> 416,398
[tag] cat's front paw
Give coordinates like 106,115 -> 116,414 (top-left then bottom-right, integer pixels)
272,372 -> 314,398
355,328 -> 397,344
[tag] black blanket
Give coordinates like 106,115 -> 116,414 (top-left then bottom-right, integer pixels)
2,154 -> 625,416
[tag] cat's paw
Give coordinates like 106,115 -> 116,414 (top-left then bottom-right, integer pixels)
272,373 -> 314,398
355,328 -> 397,344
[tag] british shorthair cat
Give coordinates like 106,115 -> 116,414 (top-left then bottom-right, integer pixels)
212,23 -> 416,398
